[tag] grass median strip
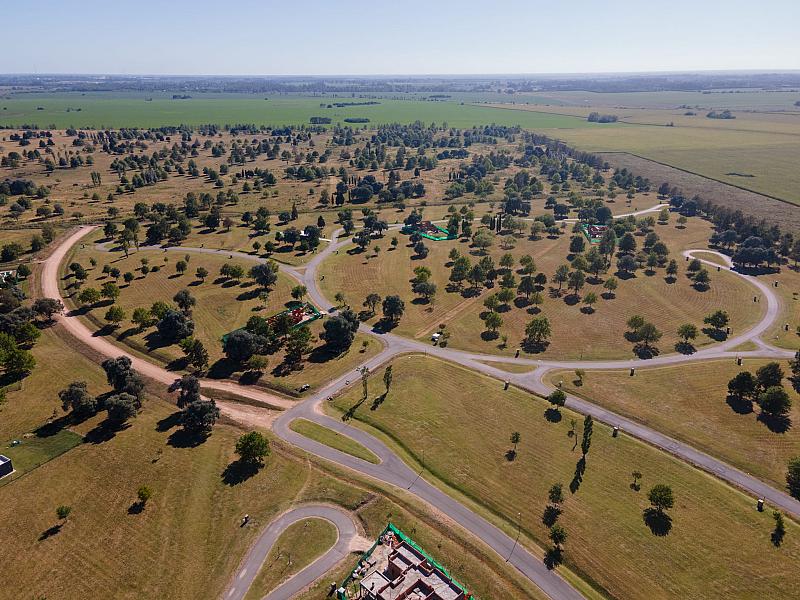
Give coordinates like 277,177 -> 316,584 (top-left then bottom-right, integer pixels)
290,418 -> 380,464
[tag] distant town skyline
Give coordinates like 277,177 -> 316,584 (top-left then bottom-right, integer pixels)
4,0 -> 799,75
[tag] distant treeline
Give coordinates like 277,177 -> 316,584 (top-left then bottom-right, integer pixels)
4,72 -> 800,94
706,110 -> 735,120
309,117 -> 332,124
587,112 -> 618,123
344,117 -> 370,123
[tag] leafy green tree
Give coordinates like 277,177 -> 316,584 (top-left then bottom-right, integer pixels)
382,295 -> 405,323
648,484 -> 674,513
236,431 -> 270,465
548,483 -> 565,505
137,486 -> 153,507
548,389 -> 566,410
759,386 -> 791,417
756,362 -> 784,390
104,305 -> 126,328
728,371 -> 757,401
787,457 -> 800,499
59,381 -> 97,418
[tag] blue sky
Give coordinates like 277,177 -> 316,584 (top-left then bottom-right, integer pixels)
3,0 -> 799,75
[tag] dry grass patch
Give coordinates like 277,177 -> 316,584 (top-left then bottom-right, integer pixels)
331,355 -> 800,600
552,359 -> 800,489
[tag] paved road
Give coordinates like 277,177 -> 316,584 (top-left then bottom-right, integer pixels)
222,504 -> 358,600
46,222 -> 800,599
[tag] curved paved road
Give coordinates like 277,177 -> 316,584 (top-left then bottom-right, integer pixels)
222,504 -> 358,600
46,221 -> 800,599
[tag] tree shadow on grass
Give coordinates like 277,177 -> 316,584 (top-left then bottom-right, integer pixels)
480,330 -> 500,342
757,412 -> 792,434
38,524 -> 63,541
343,398 -> 366,422
207,358 -> 239,380
85,419 -> 129,444
127,501 -> 145,515
505,449 -> 517,461
675,341 -> 696,355
370,393 -> 388,411
702,327 -> 727,342
725,394 -> 754,415
772,525 -> 785,547
643,508 -> 672,536
569,456 -> 586,494
632,344 -> 660,360
544,408 -> 562,423
167,427 -> 209,448
156,411 -> 182,432
222,459 -> 260,486
34,415 -> 72,438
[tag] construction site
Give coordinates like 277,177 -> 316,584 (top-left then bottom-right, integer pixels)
337,524 -> 472,600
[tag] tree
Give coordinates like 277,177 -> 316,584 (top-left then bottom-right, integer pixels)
382,295 -> 405,323
648,484 -> 674,513
131,307 -> 153,330
123,271 -> 134,284
137,486 -> 153,507
100,281 -> 120,302
32,298 -> 63,321
236,431 -> 270,465
617,254 -> 637,275
518,276 -> 536,300
728,371 -> 758,402
179,337 -> 209,371
104,305 -> 126,328
583,291 -> 598,313
291,285 -> 308,301
665,259 -> 679,281
195,266 -> 208,282
173,289 -> 196,315
321,309 -> 360,353
703,309 -> 729,332
413,280 -> 437,302
756,362 -> 784,390
176,374 -> 201,409
525,316 -> 551,347
603,277 -> 618,297
59,381 -> 97,418
567,270 -> 585,296
77,287 -> 101,305
549,524 -> 567,548
789,351 -> 800,394
581,414 -> 593,456
509,431 -> 521,460
383,365 -> 393,394
285,325 -> 313,364
250,262 -> 279,290
223,329 -> 261,363
548,483 -> 565,505
157,309 -> 194,343
569,235 -> 585,254
677,323 -> 698,343
56,505 -> 72,521
471,229 -> 494,254
787,457 -> 800,499
759,386 -> 791,417
105,392 -> 139,425
693,268 -> 711,290
484,311 -> 503,333
363,293 -> 381,316
548,389 -> 566,410
175,260 -> 188,275
181,399 -> 220,433
637,322 -> 662,348
553,264 -> 569,294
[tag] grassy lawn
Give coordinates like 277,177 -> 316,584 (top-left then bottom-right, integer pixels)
551,359 -> 800,490
0,429 -> 83,486
244,517 -> 338,600
290,418 -> 380,464
330,355 -> 800,600
60,230 -> 379,395
320,217 -> 762,360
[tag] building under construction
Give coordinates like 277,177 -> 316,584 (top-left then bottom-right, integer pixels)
337,524 -> 472,600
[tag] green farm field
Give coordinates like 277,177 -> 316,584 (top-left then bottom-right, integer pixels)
0,92 -> 596,130
330,355 -> 800,600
